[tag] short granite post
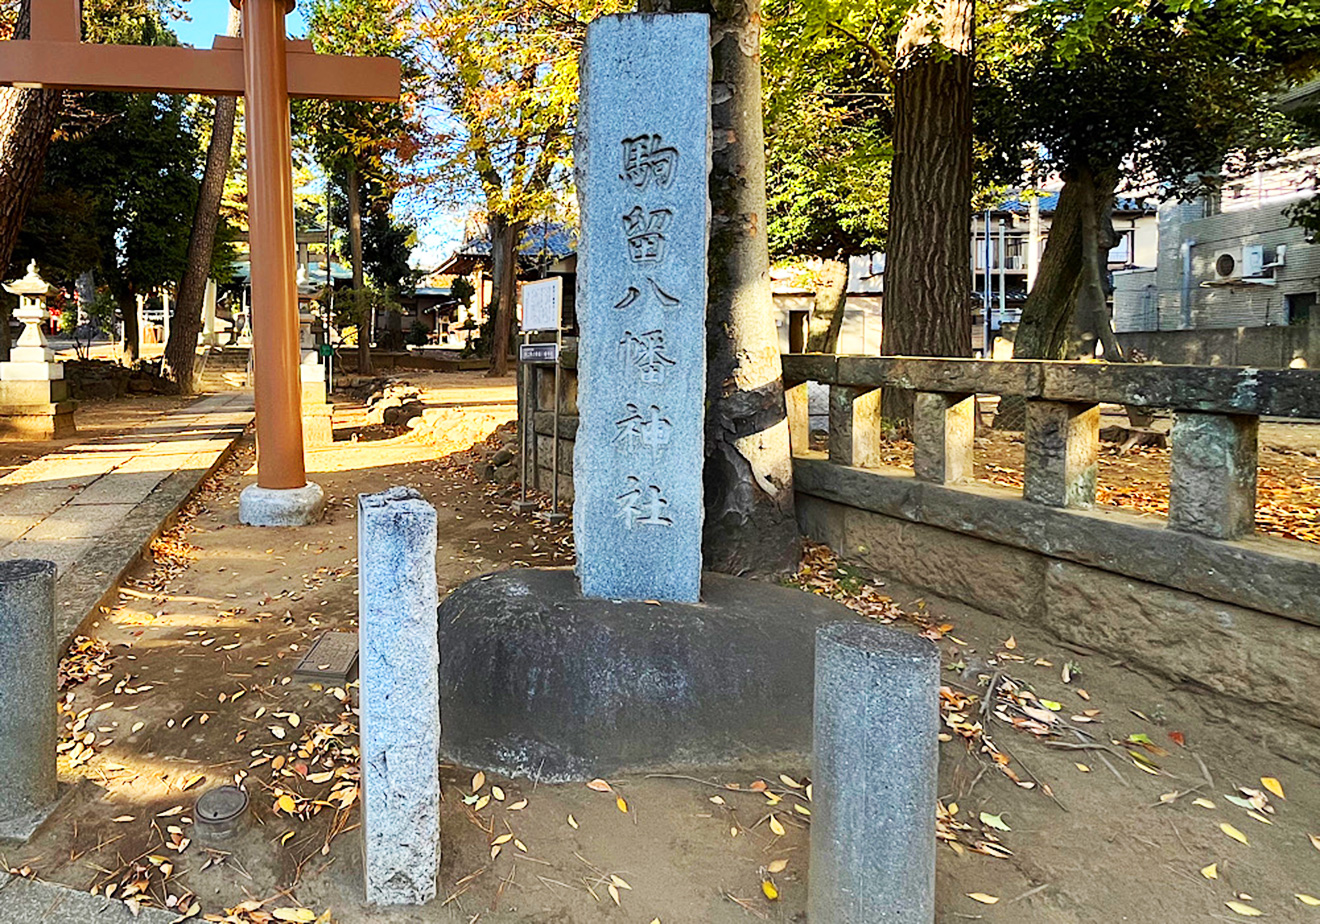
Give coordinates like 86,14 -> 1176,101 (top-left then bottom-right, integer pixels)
1023,400 -> 1099,508
358,488 -> 440,905
810,622 -> 939,923
1168,411 -> 1258,540
912,391 -> 974,484
829,385 -> 883,468
0,560 -> 58,834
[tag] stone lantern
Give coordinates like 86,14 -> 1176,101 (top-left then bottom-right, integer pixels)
0,262 -> 76,439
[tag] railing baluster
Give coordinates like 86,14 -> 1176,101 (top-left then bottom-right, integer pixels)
1024,400 -> 1100,508
913,391 -> 974,484
828,385 -> 883,467
1168,412 -> 1259,540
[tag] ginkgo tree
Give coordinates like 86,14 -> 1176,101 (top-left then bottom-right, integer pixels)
412,0 -> 625,378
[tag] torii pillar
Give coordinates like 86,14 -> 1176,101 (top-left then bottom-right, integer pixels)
0,0 -> 400,526
236,0 -> 320,525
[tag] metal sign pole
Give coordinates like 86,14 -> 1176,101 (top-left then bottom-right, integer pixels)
511,328 -> 538,514
545,325 -> 568,525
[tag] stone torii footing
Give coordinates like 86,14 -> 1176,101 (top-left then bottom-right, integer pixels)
0,0 -> 400,525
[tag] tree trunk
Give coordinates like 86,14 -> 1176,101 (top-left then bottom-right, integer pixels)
487,214 -> 519,378
638,0 -> 800,574
880,0 -> 975,424
1010,163 -> 1121,360
347,162 -> 370,374
804,257 -> 849,353
163,9 -> 239,392
117,281 -> 140,366
0,2 -> 63,362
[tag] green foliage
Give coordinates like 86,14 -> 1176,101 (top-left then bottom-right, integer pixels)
407,321 -> 429,346
324,285 -> 400,335
296,0 -> 425,208
412,0 -> 627,222
763,0 -> 894,259
979,0 -> 1320,195
450,276 -> 475,307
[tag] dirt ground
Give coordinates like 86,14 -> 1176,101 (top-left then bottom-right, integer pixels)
5,372 -> 1320,923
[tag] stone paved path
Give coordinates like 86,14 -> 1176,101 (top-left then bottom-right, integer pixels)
0,393 -> 253,648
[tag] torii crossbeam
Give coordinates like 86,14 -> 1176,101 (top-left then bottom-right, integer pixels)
0,0 -> 402,525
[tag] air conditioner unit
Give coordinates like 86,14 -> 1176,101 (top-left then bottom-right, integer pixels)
1213,251 -> 1238,280
1243,244 -> 1266,278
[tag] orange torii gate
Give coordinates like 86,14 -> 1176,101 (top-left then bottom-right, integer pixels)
0,0 -> 401,525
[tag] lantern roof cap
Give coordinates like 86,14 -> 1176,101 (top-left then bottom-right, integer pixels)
3,261 -> 56,298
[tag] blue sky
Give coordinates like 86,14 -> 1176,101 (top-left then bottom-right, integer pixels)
168,3 -> 462,270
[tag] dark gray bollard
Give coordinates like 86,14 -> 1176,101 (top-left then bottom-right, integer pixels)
0,560 -> 58,829
809,622 -> 940,922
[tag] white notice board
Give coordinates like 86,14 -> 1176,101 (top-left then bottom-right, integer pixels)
521,277 -> 563,332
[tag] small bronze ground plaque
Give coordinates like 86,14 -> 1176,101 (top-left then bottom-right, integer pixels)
292,631 -> 359,684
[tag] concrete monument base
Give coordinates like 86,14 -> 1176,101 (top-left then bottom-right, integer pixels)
437,568 -> 864,780
239,482 -> 326,527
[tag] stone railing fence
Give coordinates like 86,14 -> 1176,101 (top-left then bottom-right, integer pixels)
783,354 -> 1320,542
782,354 -> 1320,764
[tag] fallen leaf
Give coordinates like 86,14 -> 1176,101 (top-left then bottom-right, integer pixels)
1225,900 -> 1263,917
761,880 -> 779,901
567,814 -> 579,829
1201,863 -> 1218,880
269,726 -> 286,740
272,910 -> 317,923
280,831 -> 295,846
1193,798 -> 1216,809
610,875 -> 631,890
608,883 -> 621,906
1261,777 -> 1285,800
493,834 -> 512,845
492,786 -> 505,801
471,771 -> 485,792
967,893 -> 1000,905
709,796 -> 726,805
1311,834 -> 1320,851
1220,823 -> 1249,846
779,774 -> 802,789
490,844 -> 502,860
769,815 -> 786,836
979,812 -> 1011,832
587,778 -> 612,793
1075,763 -> 1091,773
112,815 -> 135,823
1298,894 -> 1320,906
277,795 -> 297,814
616,795 -> 629,814
508,799 -> 528,811
1168,731 -> 1186,747
1004,636 -> 1016,650
474,795 -> 490,811
767,859 -> 788,874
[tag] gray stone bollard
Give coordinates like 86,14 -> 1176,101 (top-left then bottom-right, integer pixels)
0,560 -> 58,831
809,622 -> 940,923
358,488 -> 440,905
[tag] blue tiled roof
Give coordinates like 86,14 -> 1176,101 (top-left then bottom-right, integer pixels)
994,192 -> 1153,215
451,221 -> 578,263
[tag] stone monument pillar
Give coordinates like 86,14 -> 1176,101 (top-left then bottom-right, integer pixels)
201,279 -> 220,345
572,12 -> 712,604
0,262 -> 76,439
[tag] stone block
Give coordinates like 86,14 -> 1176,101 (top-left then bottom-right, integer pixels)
1041,560 -> 1320,764
843,507 -> 1044,622
1168,412 -> 1257,540
302,405 -> 334,447
358,487 -> 440,905
437,568 -> 864,779
238,482 -> 325,527
809,622 -> 939,923
912,391 -> 974,484
0,560 -> 58,828
828,385 -> 883,467
1024,400 -> 1099,508
572,12 -> 712,603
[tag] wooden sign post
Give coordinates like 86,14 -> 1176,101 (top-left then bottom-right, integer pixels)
0,0 -> 401,525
